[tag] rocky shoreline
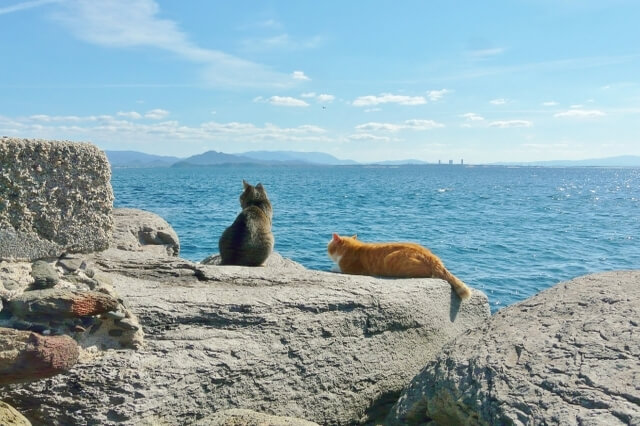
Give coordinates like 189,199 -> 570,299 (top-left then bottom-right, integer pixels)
1,137 -> 638,425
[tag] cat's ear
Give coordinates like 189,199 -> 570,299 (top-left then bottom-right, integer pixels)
256,183 -> 264,191
243,180 -> 250,190
351,234 -> 358,240
332,233 -> 341,243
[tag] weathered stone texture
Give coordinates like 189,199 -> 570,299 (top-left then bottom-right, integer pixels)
387,270 -> 640,426
196,409 -> 321,425
0,257 -> 144,350
110,207 -> 180,256
0,401 -> 31,426
2,246 -> 490,425
8,288 -> 119,319
0,137 -> 113,260
0,328 -> 79,385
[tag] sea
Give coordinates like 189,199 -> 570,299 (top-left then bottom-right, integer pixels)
111,165 -> 640,312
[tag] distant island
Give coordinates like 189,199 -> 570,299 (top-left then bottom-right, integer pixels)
492,156 -> 640,167
105,150 -> 640,168
106,150 -> 361,168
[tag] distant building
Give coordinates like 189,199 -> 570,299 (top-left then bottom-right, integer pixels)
438,160 -> 441,165
448,160 -> 453,165
461,159 -> 464,165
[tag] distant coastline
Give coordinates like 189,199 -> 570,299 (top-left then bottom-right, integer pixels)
105,149 -> 640,169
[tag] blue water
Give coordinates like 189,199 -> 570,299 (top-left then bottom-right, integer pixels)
111,165 -> 640,312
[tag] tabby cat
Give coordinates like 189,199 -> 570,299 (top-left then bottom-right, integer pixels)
218,180 -> 274,266
327,233 -> 472,300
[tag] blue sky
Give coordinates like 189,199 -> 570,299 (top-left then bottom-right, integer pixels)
1,0 -> 639,163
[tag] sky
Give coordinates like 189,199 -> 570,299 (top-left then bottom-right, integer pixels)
1,0 -> 639,163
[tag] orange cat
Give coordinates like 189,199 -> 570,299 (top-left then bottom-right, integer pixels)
327,233 -> 472,300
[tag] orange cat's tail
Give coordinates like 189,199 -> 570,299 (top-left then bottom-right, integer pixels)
436,266 -> 472,301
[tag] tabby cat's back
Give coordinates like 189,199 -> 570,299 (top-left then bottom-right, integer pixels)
327,233 -> 472,300
218,180 -> 274,266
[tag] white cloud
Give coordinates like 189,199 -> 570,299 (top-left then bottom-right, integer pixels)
570,104 -> 584,109
291,71 -> 310,81
488,120 -> 533,128
0,0 -> 59,15
27,114 -> 106,123
427,89 -> 450,101
490,98 -> 507,105
0,112 -> 329,147
299,92 -> 335,103
52,0 -> 297,88
461,112 -> 484,121
554,109 -> 606,118
240,34 -> 325,51
316,94 -> 335,103
144,109 -> 169,119
353,93 -> 427,107
364,108 -> 381,113
542,101 -> 558,107
348,133 -> 392,142
355,119 -> 444,132
267,96 -> 309,107
403,119 -> 445,130
117,111 -> 142,119
356,122 -> 404,132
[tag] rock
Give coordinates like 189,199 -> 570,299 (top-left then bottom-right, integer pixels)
0,262 -> 37,297
1,255 -> 143,350
1,249 -> 490,425
0,327 -> 79,385
196,409 -> 320,426
201,252 -> 307,272
56,256 -> 86,273
29,260 -> 59,289
114,318 -> 139,331
8,289 -> 119,319
387,271 -> 640,426
101,310 -> 126,320
0,137 -> 113,261
110,208 -> 180,256
0,401 -> 31,426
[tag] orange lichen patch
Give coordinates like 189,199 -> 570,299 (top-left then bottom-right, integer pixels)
70,292 -> 118,317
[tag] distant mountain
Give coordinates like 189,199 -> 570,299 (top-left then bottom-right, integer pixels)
106,150 -> 182,168
107,149 -> 358,168
240,150 -> 358,165
172,150 -> 257,167
494,155 -> 640,167
371,159 -> 430,165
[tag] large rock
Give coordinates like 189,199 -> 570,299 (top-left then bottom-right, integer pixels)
196,409 -> 320,426
387,271 -> 640,425
0,401 -> 31,426
0,257 -> 144,350
0,137 -> 113,261
110,208 -> 180,256
8,289 -> 119,319
0,328 -> 79,385
2,246 -> 490,425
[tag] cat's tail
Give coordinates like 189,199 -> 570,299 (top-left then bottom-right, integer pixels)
436,265 -> 472,301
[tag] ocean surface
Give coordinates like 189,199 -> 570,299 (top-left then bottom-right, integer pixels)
111,165 -> 640,312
